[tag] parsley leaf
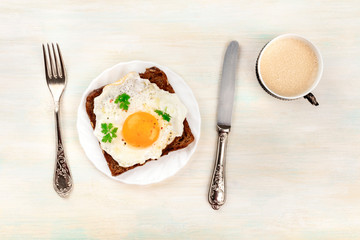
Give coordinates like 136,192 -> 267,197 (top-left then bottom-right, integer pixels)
101,123 -> 118,143
102,133 -> 112,143
101,123 -> 108,134
115,93 -> 130,110
111,127 -> 118,138
154,109 -> 171,122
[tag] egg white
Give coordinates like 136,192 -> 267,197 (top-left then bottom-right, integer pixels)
93,72 -> 187,167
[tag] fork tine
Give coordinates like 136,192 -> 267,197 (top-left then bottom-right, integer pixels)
42,44 -> 50,78
47,43 -> 56,78
52,43 -> 60,77
56,43 -> 65,78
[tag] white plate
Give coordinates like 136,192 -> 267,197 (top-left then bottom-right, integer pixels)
77,61 -> 201,185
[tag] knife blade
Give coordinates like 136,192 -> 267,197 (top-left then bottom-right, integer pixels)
208,41 -> 239,210
217,41 -> 239,127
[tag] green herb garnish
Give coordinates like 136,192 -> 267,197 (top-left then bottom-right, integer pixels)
154,109 -> 171,122
115,93 -> 130,111
101,123 -> 118,143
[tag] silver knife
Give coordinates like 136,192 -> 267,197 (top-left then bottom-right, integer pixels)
208,41 -> 239,210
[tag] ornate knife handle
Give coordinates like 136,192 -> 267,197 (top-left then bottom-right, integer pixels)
208,125 -> 229,210
53,102 -> 73,197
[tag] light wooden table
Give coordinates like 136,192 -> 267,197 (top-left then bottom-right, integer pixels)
1,0 -> 359,239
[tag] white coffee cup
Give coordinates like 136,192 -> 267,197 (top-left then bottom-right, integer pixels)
256,34 -> 323,106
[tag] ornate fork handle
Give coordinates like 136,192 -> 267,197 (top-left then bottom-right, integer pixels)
53,102 -> 73,197
208,126 -> 229,210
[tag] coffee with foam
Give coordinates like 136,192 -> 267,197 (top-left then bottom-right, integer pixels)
259,37 -> 319,97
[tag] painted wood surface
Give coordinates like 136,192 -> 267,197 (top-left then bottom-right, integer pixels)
0,0 -> 359,239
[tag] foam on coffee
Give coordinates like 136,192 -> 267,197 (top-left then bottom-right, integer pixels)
259,37 -> 319,97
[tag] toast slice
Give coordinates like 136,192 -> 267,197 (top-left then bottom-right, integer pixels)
86,67 -> 195,176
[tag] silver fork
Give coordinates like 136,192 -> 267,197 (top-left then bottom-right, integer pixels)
42,43 -> 73,197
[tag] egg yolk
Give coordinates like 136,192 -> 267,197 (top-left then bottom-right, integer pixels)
122,111 -> 160,148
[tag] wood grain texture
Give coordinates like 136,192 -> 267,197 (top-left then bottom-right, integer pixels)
0,0 -> 360,239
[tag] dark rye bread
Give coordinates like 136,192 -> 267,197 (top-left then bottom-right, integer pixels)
86,67 -> 195,176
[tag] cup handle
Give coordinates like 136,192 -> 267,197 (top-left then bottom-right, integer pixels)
304,93 -> 319,106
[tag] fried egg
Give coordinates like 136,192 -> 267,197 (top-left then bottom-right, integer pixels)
93,72 -> 187,167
